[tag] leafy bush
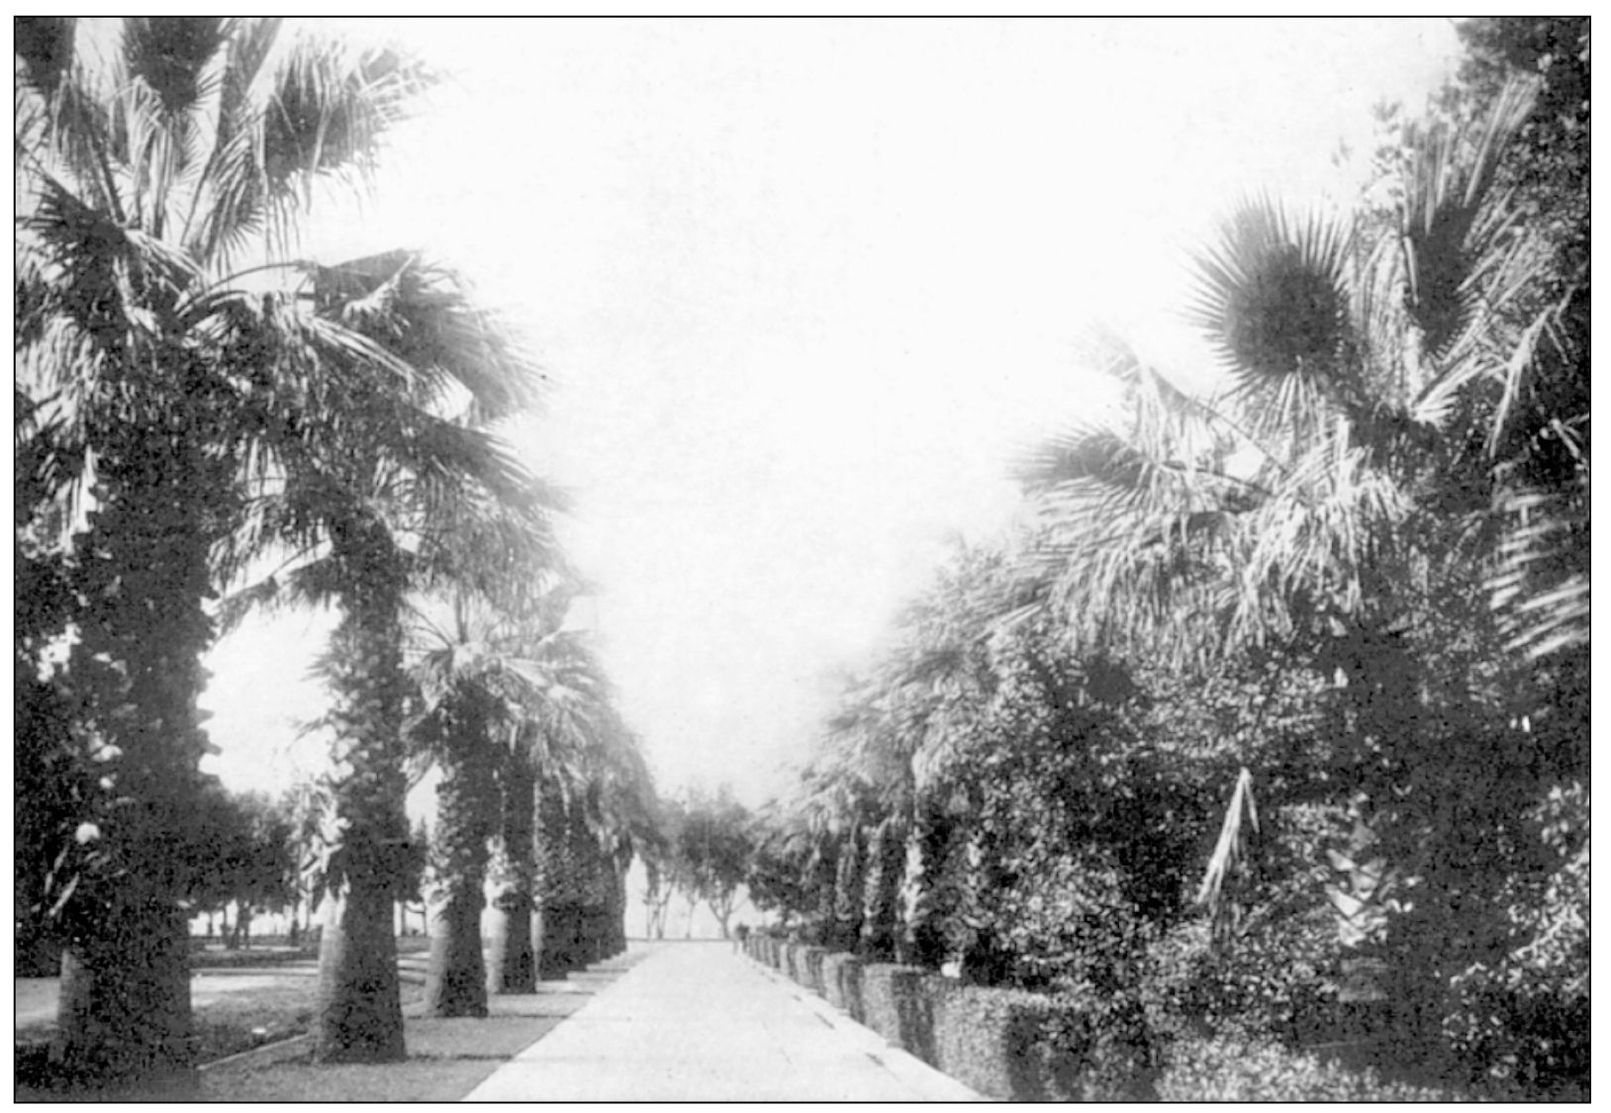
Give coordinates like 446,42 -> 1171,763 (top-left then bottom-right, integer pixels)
909,976 -> 1158,1100
860,964 -> 932,1059
821,952 -> 865,1021
921,978 -> 1036,1099
1035,981 -> 1160,1100
1156,1026 -> 1467,1102
1144,802 -> 1344,1044
1443,782 -> 1590,1098
983,852 -> 1153,994
918,639 -> 1211,994
799,945 -> 829,995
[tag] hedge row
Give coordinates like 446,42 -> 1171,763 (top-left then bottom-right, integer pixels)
741,935 -> 1146,1100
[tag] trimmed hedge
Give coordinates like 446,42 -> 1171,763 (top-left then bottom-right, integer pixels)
860,964 -> 935,1062
799,945 -> 829,994
921,976 -> 1112,1100
822,953 -> 865,1022
825,959 -> 1156,1100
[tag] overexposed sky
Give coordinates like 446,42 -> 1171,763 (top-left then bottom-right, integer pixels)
202,17 -> 1462,804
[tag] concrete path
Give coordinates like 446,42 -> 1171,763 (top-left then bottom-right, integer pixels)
462,941 -> 986,1101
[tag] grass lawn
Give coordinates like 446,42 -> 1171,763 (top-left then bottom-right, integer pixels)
15,948 -> 647,1103
15,964 -> 427,1099
197,991 -> 601,1102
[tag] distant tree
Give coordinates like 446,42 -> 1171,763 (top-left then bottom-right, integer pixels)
183,788 -> 296,949
672,787 -> 753,939
745,830 -> 810,928
641,798 -> 684,939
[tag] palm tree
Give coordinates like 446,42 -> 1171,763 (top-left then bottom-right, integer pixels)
489,615 -> 624,991
14,18 -> 435,1084
537,709 -> 657,973
1017,80 -> 1585,1005
407,576 -> 606,1010
408,595 -> 510,1019
252,257 -> 555,1058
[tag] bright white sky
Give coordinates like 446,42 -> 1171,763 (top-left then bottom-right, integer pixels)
201,17 -> 1461,806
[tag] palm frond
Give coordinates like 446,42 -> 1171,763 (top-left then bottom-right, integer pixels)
121,17 -> 228,116
1196,767 -> 1260,952
1188,195 -> 1354,396
1398,76 -> 1538,358
1489,482 -> 1590,659
15,17 -> 78,99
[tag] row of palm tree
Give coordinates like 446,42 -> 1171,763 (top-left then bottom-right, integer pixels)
15,18 -> 655,1084
751,63 -> 1586,1067
1016,72 -> 1587,975
406,575 -> 657,1015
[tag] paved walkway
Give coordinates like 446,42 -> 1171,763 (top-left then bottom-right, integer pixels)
463,941 -> 985,1101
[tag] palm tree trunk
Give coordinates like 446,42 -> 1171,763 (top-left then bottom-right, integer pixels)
311,595 -> 411,1063
538,904 -> 575,977
860,815 -> 904,961
897,801 -> 947,969
833,826 -> 866,952
536,780 -> 580,977
532,906 -> 551,978
314,876 -> 405,1062
486,749 -> 539,995
609,861 -> 629,956
619,865 -> 632,954
55,904 -> 193,1088
423,697 -> 496,1018
53,454 -> 218,1087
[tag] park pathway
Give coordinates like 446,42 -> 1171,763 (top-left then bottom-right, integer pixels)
462,941 -> 985,1101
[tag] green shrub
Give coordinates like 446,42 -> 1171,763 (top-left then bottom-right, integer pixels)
1035,980 -> 1161,1100
1442,782 -> 1590,1099
861,964 -> 933,1060
1144,804 -> 1344,1045
822,952 -> 865,1021
923,978 -> 1055,1099
1156,1027 -> 1468,1102
799,945 -> 829,995
1147,912 -> 1339,1045
901,976 -> 1159,1100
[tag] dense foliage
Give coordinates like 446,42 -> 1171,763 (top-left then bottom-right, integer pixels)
748,18 -> 1588,1100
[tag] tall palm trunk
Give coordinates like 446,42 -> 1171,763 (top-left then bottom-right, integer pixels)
54,437 -> 220,1086
897,800 -> 948,968
537,780 -> 581,977
608,858 -> 630,956
832,825 -> 866,952
312,577 -> 412,1063
486,748 -> 540,995
860,815 -> 904,961
423,694 -> 496,1017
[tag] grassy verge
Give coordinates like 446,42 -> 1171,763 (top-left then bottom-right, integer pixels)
15,969 -> 426,1099
198,991 -> 600,1102
17,950 -> 645,1103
